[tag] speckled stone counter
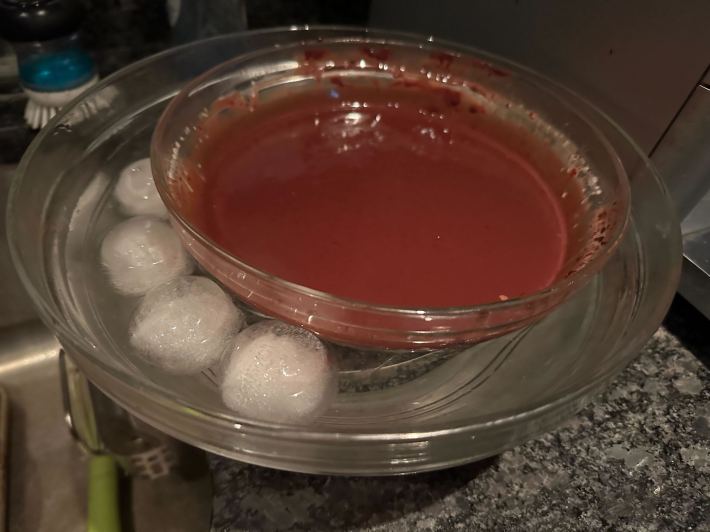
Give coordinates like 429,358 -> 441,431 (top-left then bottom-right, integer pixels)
209,326 -> 709,531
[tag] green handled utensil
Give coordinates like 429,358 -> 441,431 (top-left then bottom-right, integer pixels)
59,351 -> 121,532
88,455 -> 120,532
59,350 -> 211,532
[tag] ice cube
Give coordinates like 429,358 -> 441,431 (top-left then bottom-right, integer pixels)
221,321 -> 336,424
113,158 -> 168,218
100,216 -> 193,295
130,276 -> 245,374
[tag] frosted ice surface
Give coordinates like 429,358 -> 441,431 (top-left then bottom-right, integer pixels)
221,321 -> 336,424
113,158 -> 168,218
100,216 -> 193,295
130,276 -> 245,374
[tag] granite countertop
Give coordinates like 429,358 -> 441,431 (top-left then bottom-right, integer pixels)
209,299 -> 710,531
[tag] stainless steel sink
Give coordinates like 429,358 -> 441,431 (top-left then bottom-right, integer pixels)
0,322 -> 84,531
0,165 -> 212,531
0,164 -> 86,531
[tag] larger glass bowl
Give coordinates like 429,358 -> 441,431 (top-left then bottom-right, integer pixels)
152,37 -> 630,350
7,27 -> 681,475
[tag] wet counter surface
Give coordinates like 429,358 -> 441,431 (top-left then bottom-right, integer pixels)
209,300 -> 710,531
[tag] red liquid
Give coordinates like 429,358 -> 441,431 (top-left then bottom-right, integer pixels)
190,83 -> 568,308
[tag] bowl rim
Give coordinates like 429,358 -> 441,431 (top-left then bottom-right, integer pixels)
151,29 -> 631,318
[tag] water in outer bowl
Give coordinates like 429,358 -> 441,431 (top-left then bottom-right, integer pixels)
43,100 -> 641,431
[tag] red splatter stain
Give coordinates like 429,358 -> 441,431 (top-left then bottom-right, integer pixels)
436,87 -> 461,107
212,94 -> 244,113
361,47 -> 390,61
304,48 -> 326,61
567,168 -> 578,177
464,81 -> 486,95
212,100 -> 231,113
430,52 -> 455,68
472,58 -> 508,77
393,78 -> 423,89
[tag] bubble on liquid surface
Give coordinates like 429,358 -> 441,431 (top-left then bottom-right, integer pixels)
100,216 -> 193,295
221,321 -> 337,424
113,158 -> 168,218
130,276 -> 245,375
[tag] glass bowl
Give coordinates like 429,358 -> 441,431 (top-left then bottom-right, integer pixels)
152,37 -> 630,350
7,27 -> 680,474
